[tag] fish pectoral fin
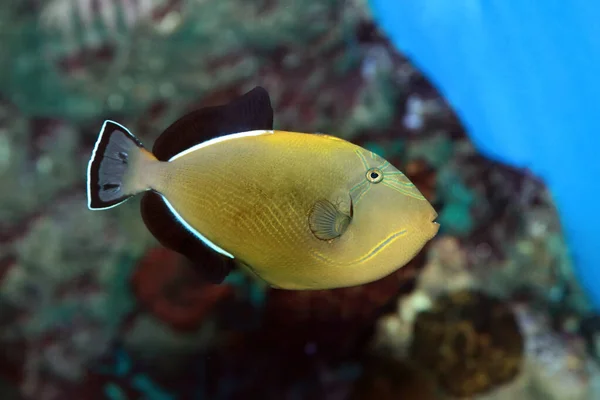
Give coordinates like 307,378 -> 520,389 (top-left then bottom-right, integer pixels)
308,199 -> 352,241
140,191 -> 235,284
152,86 -> 274,161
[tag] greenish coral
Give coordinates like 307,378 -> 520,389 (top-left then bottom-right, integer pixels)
122,314 -> 217,367
486,202 -> 591,314
0,194 -> 153,381
5,0 -> 364,123
340,51 -> 402,139
2,13 -> 100,119
406,132 -> 454,169
436,168 -> 476,236
0,106 -> 84,225
131,375 -> 175,400
363,140 -> 404,160
101,349 -> 175,400
438,201 -> 473,236
104,383 -> 129,400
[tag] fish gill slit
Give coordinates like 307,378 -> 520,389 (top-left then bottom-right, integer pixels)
350,180 -> 370,205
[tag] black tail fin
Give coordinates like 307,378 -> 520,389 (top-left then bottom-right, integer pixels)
87,120 -> 147,210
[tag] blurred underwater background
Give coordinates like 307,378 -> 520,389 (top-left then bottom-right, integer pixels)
1,0 -> 600,399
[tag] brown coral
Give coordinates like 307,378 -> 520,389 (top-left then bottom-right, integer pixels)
409,289 -> 523,397
349,356 -> 439,400
131,247 -> 234,332
262,251 -> 427,356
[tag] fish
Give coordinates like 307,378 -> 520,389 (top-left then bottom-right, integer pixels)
86,86 -> 439,290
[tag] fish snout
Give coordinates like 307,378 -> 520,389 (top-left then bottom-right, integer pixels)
428,210 -> 440,239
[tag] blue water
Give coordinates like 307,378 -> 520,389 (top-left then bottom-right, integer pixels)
370,0 -> 600,309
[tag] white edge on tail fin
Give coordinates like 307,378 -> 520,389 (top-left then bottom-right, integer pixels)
87,120 -> 139,211
168,129 -> 274,161
160,194 -> 235,259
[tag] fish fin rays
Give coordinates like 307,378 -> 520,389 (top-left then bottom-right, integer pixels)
87,120 -> 146,210
152,86 -> 274,161
140,191 -> 235,284
308,199 -> 352,241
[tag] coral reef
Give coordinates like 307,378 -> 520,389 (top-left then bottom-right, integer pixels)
349,356 -> 439,400
0,224 -> 138,397
1,0 -> 598,398
372,260 -> 599,399
261,251 -> 425,358
514,304 -> 596,400
130,247 -> 234,332
0,194 -> 143,386
409,289 -> 524,397
0,109 -> 83,226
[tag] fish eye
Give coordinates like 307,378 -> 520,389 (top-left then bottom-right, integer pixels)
366,168 -> 383,183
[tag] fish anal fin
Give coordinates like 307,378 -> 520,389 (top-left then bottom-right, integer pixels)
140,191 -> 234,283
152,86 -> 274,161
308,199 -> 352,241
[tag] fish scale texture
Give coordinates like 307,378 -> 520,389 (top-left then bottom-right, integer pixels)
159,132 -> 348,282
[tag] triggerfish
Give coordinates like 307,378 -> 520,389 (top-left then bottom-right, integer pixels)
86,87 -> 439,290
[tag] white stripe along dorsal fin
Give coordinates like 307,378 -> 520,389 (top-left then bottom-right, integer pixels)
169,130 -> 274,161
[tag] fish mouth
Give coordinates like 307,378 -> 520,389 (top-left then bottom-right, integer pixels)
430,210 -> 439,225
429,211 -> 440,237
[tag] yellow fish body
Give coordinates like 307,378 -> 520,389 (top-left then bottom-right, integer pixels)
87,87 -> 439,290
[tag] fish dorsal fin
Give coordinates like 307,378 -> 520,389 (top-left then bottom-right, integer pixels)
140,191 -> 235,283
308,199 -> 353,241
152,86 -> 274,161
